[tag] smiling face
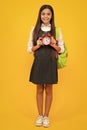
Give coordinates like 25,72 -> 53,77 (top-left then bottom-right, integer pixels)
41,8 -> 52,25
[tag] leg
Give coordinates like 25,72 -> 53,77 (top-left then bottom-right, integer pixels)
44,84 -> 53,117
36,84 -> 44,116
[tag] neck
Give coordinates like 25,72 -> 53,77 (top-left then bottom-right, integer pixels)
43,23 -> 50,26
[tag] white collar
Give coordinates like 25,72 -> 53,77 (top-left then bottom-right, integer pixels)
41,23 -> 51,27
41,23 -> 51,31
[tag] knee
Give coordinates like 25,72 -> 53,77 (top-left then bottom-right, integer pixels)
37,85 -> 44,94
45,85 -> 52,95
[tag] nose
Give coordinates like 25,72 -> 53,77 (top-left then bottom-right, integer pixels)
44,14 -> 48,18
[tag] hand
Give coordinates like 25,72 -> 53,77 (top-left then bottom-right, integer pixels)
37,37 -> 43,46
50,36 -> 56,46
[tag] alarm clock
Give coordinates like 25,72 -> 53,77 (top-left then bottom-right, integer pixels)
41,34 -> 52,45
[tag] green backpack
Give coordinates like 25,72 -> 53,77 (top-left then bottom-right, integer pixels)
56,27 -> 68,69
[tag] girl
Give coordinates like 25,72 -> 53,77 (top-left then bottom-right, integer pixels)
27,4 -> 64,127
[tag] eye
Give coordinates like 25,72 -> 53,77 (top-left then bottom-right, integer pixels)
47,13 -> 51,16
41,12 -> 45,15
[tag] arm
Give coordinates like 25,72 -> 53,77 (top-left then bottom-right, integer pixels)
27,27 -> 34,53
27,27 -> 43,53
57,28 -> 64,53
50,28 -> 64,53
32,38 -> 43,52
50,38 -> 61,52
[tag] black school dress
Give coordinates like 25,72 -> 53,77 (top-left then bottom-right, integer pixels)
29,29 -> 58,84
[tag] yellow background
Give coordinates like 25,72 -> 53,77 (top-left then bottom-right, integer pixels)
0,0 -> 87,130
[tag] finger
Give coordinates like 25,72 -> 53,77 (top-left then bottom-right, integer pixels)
38,37 -> 42,40
51,36 -> 53,40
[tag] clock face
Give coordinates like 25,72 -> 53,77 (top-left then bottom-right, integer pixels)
42,36 -> 51,45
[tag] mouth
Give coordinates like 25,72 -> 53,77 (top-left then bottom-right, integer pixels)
43,19 -> 49,21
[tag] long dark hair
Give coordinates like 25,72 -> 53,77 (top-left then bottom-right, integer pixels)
33,4 -> 56,46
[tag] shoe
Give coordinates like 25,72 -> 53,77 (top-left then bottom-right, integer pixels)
35,115 -> 43,126
43,116 -> 50,127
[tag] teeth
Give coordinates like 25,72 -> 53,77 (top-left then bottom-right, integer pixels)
43,19 -> 48,20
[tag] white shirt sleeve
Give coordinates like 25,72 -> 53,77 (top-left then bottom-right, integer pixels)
27,27 -> 34,53
58,28 -> 65,53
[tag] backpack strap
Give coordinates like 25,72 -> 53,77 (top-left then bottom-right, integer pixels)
56,27 -> 60,40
